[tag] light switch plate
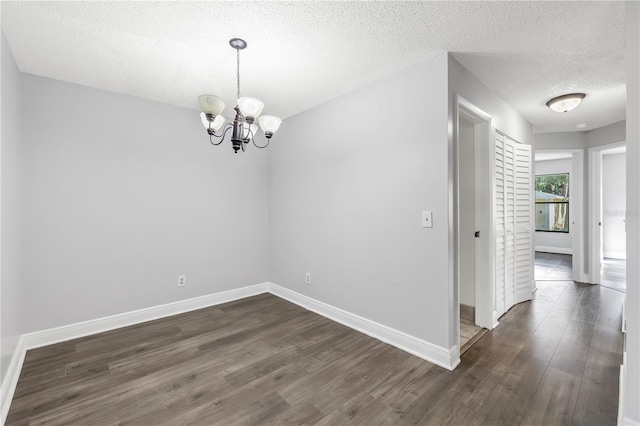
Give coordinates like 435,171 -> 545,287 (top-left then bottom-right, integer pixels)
422,211 -> 433,228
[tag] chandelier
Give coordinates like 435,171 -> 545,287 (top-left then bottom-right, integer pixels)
198,38 -> 281,153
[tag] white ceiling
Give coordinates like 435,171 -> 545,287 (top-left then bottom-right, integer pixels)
1,1 -> 627,134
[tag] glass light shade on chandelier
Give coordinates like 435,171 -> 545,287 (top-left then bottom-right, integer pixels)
242,123 -> 259,141
258,115 -> 282,137
198,94 -> 226,116
198,38 -> 281,153
237,97 -> 265,121
200,112 -> 225,133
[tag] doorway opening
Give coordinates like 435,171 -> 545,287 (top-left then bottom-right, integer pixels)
454,96 -> 492,356
589,143 -> 626,292
533,149 -> 585,283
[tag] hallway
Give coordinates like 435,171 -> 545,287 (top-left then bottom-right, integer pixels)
535,252 -> 626,292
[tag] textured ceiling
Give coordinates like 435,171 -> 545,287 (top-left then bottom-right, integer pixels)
1,1 -> 626,133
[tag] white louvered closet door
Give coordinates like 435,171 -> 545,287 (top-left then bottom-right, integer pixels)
514,143 -> 533,303
494,133 -> 506,317
494,132 -> 533,319
504,138 -> 516,310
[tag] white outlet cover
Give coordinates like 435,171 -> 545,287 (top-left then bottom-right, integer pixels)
422,211 -> 433,228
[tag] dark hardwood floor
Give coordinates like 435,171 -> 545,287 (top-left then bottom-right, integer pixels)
534,252 -> 573,281
7,282 -> 624,425
535,251 -> 627,293
601,258 -> 626,292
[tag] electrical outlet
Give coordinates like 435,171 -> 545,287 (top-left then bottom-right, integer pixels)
422,211 -> 433,228
178,274 -> 186,287
305,273 -> 311,285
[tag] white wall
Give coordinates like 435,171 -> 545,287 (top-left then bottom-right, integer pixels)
20,74 -> 269,333
624,1 -> 639,422
602,153 -> 626,259
534,158 -> 573,254
1,30 -> 24,382
269,55 -> 452,348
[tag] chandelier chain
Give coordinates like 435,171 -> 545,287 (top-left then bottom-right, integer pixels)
236,48 -> 241,100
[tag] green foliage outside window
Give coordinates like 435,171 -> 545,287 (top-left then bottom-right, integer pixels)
535,173 -> 569,232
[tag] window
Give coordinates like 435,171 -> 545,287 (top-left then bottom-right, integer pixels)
535,173 -> 569,232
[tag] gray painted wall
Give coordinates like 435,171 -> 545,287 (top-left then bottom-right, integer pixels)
586,121 -> 626,149
534,158 -> 573,253
1,30 -> 24,382
20,74 -> 269,333
269,55 -> 452,348
448,57 -> 534,147
535,131 -> 586,150
624,1 -> 639,421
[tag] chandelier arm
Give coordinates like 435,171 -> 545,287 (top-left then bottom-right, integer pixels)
209,124 -> 232,146
252,134 -> 270,149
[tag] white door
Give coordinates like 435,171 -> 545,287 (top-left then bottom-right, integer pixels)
504,138 -> 516,309
494,132 -> 533,318
495,133 -> 506,317
514,143 -> 533,303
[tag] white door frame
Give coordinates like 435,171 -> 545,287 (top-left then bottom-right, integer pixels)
454,95 -> 494,345
588,141 -> 626,284
534,149 -> 586,283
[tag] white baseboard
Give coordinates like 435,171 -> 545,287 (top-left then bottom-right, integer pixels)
535,246 -> 573,255
618,352 -> 640,426
492,311 -> 500,329
268,283 -> 459,371
1,337 -> 26,426
604,251 -> 627,260
577,273 -> 595,285
619,353 -> 625,426
1,283 -> 269,424
1,281 -> 460,424
21,283 -> 269,350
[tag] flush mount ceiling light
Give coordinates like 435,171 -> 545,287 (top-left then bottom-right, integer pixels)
545,93 -> 586,113
199,38 -> 281,153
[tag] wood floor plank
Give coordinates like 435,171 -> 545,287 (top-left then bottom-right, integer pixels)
520,367 -> 582,426
6,286 -> 625,425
